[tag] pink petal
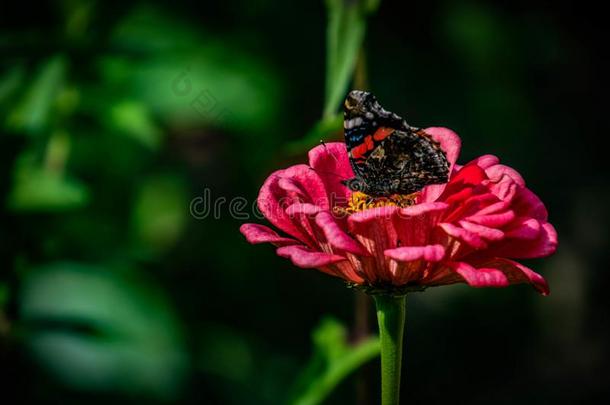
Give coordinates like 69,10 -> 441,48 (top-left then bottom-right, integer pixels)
475,200 -> 513,216
458,220 -> 505,241
439,222 -> 487,249
504,217 -> 541,240
278,177 -> 305,196
465,210 -> 516,227
240,223 -> 298,246
488,222 -> 558,259
419,127 -> 462,202
257,165 -> 328,243
485,164 -> 525,187
472,154 -> 500,169
308,142 -> 353,203
285,203 -> 321,217
276,245 -> 347,268
385,244 -> 445,262
348,206 -> 400,281
448,162 -> 488,187
348,205 -> 399,225
315,211 -> 367,255
511,186 -> 548,222
488,175 -> 518,201
282,164 -> 330,210
398,202 -> 449,217
473,258 -> 550,295
449,261 -> 510,288
444,192 -> 499,222
394,202 -> 448,246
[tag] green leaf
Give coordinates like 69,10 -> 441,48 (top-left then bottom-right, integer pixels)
6,55 -> 67,135
287,317 -> 380,405
99,4 -> 281,133
107,100 -> 162,149
18,262 -> 188,400
6,148 -> 89,212
323,0 -> 378,118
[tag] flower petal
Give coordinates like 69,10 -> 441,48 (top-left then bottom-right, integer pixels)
465,210 -> 516,227
472,154 -> 500,169
282,164 -> 330,210
315,211 -> 367,255
257,165 -> 328,243
308,142 -> 353,203
276,245 -> 347,268
485,164 -> 525,186
348,205 -> 399,225
449,261 -> 510,288
240,223 -> 298,246
348,206 -> 400,281
384,244 -> 445,262
285,203 -> 321,217
458,220 -> 505,241
472,258 -> 550,295
394,202 -> 448,246
439,222 -> 487,249
504,217 -> 541,240
488,222 -> 558,259
511,186 -> 548,222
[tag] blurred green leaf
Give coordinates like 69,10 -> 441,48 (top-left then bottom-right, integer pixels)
130,174 -> 189,256
323,0 -> 378,118
6,55 -> 67,135
107,100 -> 162,149
19,262 -> 188,400
288,317 -> 380,405
99,5 -> 281,134
7,148 -> 89,212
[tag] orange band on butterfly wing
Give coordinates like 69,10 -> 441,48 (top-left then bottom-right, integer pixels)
373,127 -> 394,141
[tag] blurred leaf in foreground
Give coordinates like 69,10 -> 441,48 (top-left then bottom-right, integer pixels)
106,99 -> 163,150
7,147 -> 89,212
18,262 -> 188,401
6,55 -> 67,135
103,4 -> 281,134
323,0 -> 379,118
288,317 -> 380,405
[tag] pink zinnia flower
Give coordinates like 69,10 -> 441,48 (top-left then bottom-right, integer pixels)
240,128 -> 557,294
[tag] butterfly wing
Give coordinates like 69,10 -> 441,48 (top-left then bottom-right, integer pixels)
361,128 -> 449,195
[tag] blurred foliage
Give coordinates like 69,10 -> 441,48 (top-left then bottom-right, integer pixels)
1,0 -> 609,404
323,0 -> 379,118
288,317 -> 379,405
19,262 -> 187,400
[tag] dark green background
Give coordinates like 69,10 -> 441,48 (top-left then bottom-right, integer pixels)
1,1 -> 608,404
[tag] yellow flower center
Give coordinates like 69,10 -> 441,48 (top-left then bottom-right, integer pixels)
335,191 -> 418,215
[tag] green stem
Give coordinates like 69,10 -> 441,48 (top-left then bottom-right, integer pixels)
374,294 -> 406,405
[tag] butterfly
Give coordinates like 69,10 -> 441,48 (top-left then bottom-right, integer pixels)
342,90 -> 449,197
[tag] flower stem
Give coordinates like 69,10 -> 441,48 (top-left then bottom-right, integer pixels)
373,294 -> 406,405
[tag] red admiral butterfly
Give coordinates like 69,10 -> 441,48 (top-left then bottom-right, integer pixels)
342,90 -> 449,197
